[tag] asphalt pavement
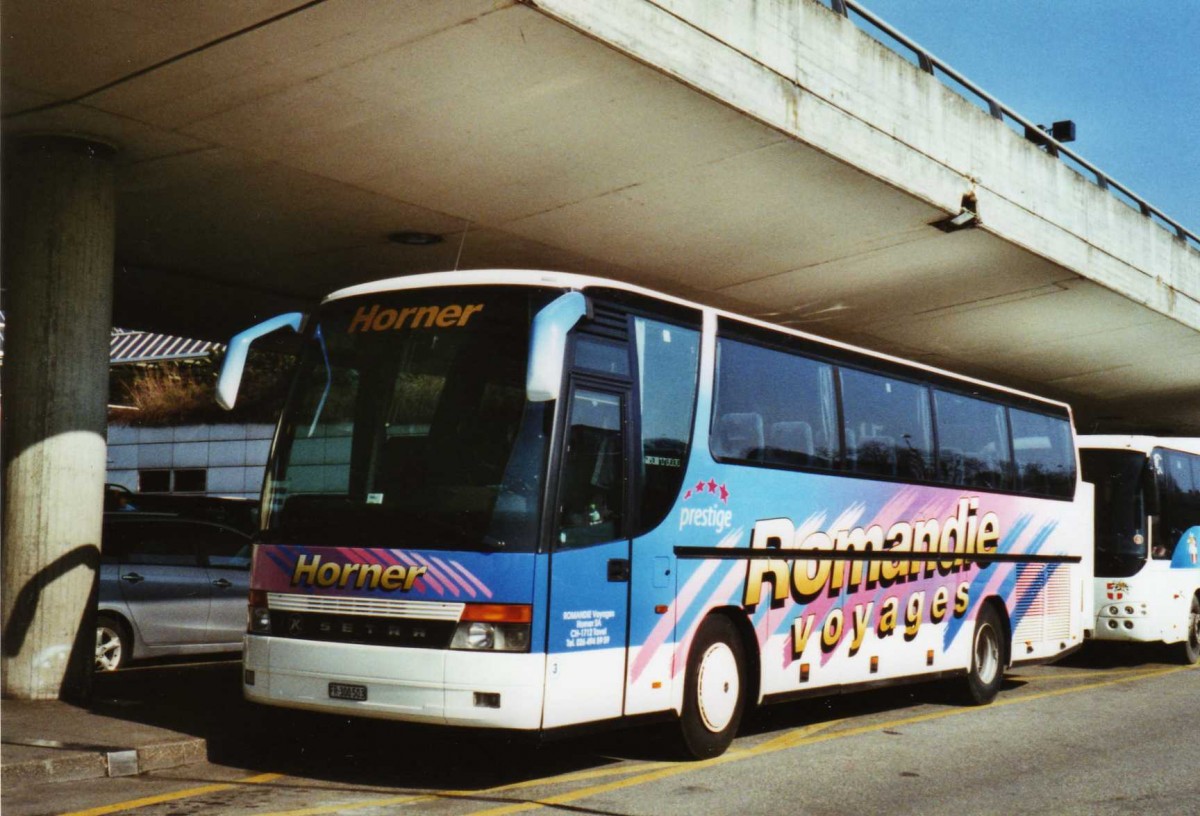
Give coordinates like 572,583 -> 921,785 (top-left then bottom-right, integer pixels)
4,645 -> 1195,816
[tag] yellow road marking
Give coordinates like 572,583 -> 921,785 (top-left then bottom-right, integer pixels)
254,759 -> 677,816
1007,665 -> 1150,682
459,664 -> 1194,816
259,721 -> 845,816
256,793 -> 431,815
58,773 -> 281,816
71,662 -> 1195,816
745,718 -> 846,754
462,721 -> 842,816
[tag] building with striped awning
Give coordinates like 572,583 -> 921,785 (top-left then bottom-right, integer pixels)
0,312 -> 221,366
2,312 -> 266,499
108,328 -> 220,365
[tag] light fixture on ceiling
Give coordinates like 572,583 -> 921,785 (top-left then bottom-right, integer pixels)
932,209 -> 977,232
931,194 -> 979,233
388,231 -> 443,246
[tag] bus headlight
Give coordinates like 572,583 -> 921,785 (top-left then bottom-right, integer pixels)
248,589 -> 271,634
451,621 -> 530,652
450,604 -> 532,652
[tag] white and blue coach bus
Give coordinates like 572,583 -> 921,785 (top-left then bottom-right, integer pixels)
1079,436 -> 1200,664
218,270 -> 1092,758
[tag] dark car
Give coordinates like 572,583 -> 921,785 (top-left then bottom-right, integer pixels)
95,512 -> 252,671
104,484 -> 259,533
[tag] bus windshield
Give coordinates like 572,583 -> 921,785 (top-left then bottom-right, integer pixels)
1081,449 -> 1148,577
262,285 -> 559,552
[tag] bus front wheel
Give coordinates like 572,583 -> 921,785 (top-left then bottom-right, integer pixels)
678,615 -> 746,760
1176,594 -> 1200,666
963,604 -> 1006,705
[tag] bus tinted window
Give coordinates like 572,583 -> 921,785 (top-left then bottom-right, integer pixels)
635,319 -> 700,534
558,389 -> 625,548
1009,409 -> 1075,498
713,339 -> 837,469
1163,450 -> 1196,495
841,369 -> 932,480
1080,448 -> 1149,576
1158,449 -> 1200,560
933,391 -> 1012,490
265,286 -> 553,552
574,335 -> 630,377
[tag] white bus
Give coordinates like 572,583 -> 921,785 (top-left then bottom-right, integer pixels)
1079,436 -> 1200,663
219,270 -> 1092,758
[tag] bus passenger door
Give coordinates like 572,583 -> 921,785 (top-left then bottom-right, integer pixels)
543,384 -> 632,728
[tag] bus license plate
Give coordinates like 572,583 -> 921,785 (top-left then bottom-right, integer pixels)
328,682 -> 368,701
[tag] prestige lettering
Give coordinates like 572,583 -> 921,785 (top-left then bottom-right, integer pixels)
291,554 -> 427,592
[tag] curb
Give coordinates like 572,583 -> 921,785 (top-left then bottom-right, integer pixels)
2,737 -> 207,785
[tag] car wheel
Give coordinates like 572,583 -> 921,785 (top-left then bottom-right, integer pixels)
963,604 -> 1006,705
678,614 -> 746,760
1175,594 -> 1200,666
95,614 -> 130,672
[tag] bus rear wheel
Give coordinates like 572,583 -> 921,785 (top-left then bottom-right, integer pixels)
1175,594 -> 1200,666
678,615 -> 745,760
963,605 -> 1006,705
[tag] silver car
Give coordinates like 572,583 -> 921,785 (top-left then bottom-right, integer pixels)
96,512 -> 251,671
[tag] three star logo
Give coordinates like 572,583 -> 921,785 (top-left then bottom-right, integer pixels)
683,478 -> 730,503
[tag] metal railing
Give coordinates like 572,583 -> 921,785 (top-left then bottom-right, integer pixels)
825,0 -> 1198,251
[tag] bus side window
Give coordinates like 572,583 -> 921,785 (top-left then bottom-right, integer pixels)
634,319 -> 700,536
1159,450 -> 1200,557
1009,409 -> 1075,498
712,338 -> 837,470
840,369 -> 933,481
933,390 -> 1013,490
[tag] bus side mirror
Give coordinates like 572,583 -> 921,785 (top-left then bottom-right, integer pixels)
1141,462 -> 1161,517
216,312 -> 305,410
526,292 -> 590,403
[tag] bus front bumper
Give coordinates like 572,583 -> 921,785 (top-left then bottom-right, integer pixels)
243,635 -> 546,729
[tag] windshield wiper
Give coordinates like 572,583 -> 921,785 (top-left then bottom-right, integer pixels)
307,325 -> 333,439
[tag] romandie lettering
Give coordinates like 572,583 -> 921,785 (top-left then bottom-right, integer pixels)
347,302 -> 484,334
740,497 -> 999,659
290,554 -> 427,592
742,497 -> 998,607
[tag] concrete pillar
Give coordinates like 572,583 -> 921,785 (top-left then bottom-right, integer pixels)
2,135 -> 116,701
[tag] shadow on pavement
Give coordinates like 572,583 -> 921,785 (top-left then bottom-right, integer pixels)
84,640 -> 1179,792
87,660 -> 659,791
1056,640 -> 1179,669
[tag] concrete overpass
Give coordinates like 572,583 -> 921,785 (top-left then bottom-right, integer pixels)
2,0 -> 1198,698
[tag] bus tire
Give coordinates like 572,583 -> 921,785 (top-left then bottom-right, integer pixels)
1175,594 -> 1200,666
678,615 -> 745,760
963,604 -> 1006,705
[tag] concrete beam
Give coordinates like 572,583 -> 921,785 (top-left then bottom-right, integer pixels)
531,0 -> 1200,332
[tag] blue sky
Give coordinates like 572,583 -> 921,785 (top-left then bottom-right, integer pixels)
858,0 -> 1200,234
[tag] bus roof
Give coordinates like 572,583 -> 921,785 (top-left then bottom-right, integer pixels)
1078,435 -> 1200,456
324,268 -> 1074,417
